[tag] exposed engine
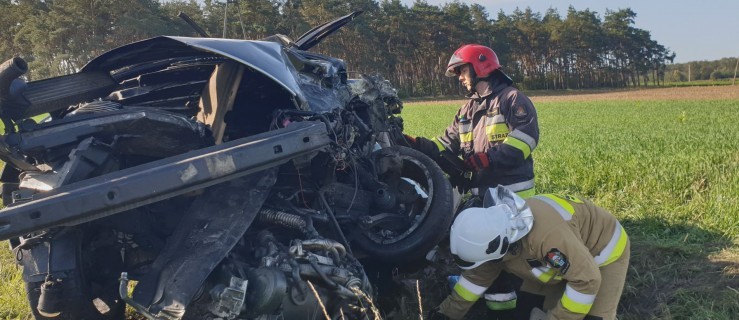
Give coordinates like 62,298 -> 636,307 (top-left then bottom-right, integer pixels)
179,224 -> 375,319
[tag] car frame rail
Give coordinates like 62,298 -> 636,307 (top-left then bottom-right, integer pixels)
0,121 -> 330,240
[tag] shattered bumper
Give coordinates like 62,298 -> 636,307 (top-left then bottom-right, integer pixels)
0,121 -> 330,241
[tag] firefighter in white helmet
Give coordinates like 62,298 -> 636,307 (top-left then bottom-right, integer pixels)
428,186 -> 630,320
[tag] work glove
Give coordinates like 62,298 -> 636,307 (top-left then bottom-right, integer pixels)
405,135 -> 442,160
427,306 -> 451,320
464,152 -> 490,171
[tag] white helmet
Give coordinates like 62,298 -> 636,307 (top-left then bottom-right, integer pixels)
449,185 -> 534,270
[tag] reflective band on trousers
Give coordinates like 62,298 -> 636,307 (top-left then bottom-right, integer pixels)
453,276 -> 487,302
561,284 -> 595,314
505,129 -> 537,158
484,292 -> 517,302
594,221 -> 629,266
533,194 -> 575,221
486,299 -> 517,310
484,291 -> 517,311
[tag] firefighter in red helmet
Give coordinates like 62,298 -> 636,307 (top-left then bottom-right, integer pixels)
406,44 -> 539,198
404,44 -> 540,318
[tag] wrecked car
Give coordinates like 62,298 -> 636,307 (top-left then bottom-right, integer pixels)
0,11 -> 454,320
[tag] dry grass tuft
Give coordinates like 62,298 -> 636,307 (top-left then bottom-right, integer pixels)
416,280 -> 424,320
307,280 -> 331,320
351,286 -> 383,320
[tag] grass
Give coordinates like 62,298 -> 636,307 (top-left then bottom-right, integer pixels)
0,244 -> 31,320
402,93 -> 739,319
1,87 -> 738,319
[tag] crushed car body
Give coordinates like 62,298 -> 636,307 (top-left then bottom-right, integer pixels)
0,11 -> 454,320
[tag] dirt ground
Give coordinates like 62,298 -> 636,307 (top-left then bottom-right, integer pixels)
529,85 -> 739,102
416,85 -> 739,104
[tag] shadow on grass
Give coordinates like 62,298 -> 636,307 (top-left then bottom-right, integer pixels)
618,217 -> 739,320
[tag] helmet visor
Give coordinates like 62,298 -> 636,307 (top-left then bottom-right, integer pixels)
445,54 -> 466,77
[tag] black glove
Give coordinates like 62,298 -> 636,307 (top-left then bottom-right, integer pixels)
411,136 -> 442,159
399,134 -> 416,147
438,150 -> 472,192
428,306 -> 451,320
404,135 -> 472,192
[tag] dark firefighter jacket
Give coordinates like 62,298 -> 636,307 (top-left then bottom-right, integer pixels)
436,79 -> 539,196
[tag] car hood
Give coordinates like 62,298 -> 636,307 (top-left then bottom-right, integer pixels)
82,36 -> 307,108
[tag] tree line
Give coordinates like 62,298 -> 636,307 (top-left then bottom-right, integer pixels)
664,58 -> 739,82
1,0 -> 678,97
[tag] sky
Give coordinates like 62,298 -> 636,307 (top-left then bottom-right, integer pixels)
399,0 -> 739,63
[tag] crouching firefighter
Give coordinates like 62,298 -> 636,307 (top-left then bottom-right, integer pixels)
428,186 -> 630,320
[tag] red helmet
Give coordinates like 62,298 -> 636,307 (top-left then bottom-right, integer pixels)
445,44 -> 502,78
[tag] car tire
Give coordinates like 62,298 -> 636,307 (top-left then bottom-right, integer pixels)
353,145 -> 454,263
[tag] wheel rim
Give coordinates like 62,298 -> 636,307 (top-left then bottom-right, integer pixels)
362,154 -> 434,245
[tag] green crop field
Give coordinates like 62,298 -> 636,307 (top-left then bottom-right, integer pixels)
402,94 -> 739,319
1,87 -> 738,319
